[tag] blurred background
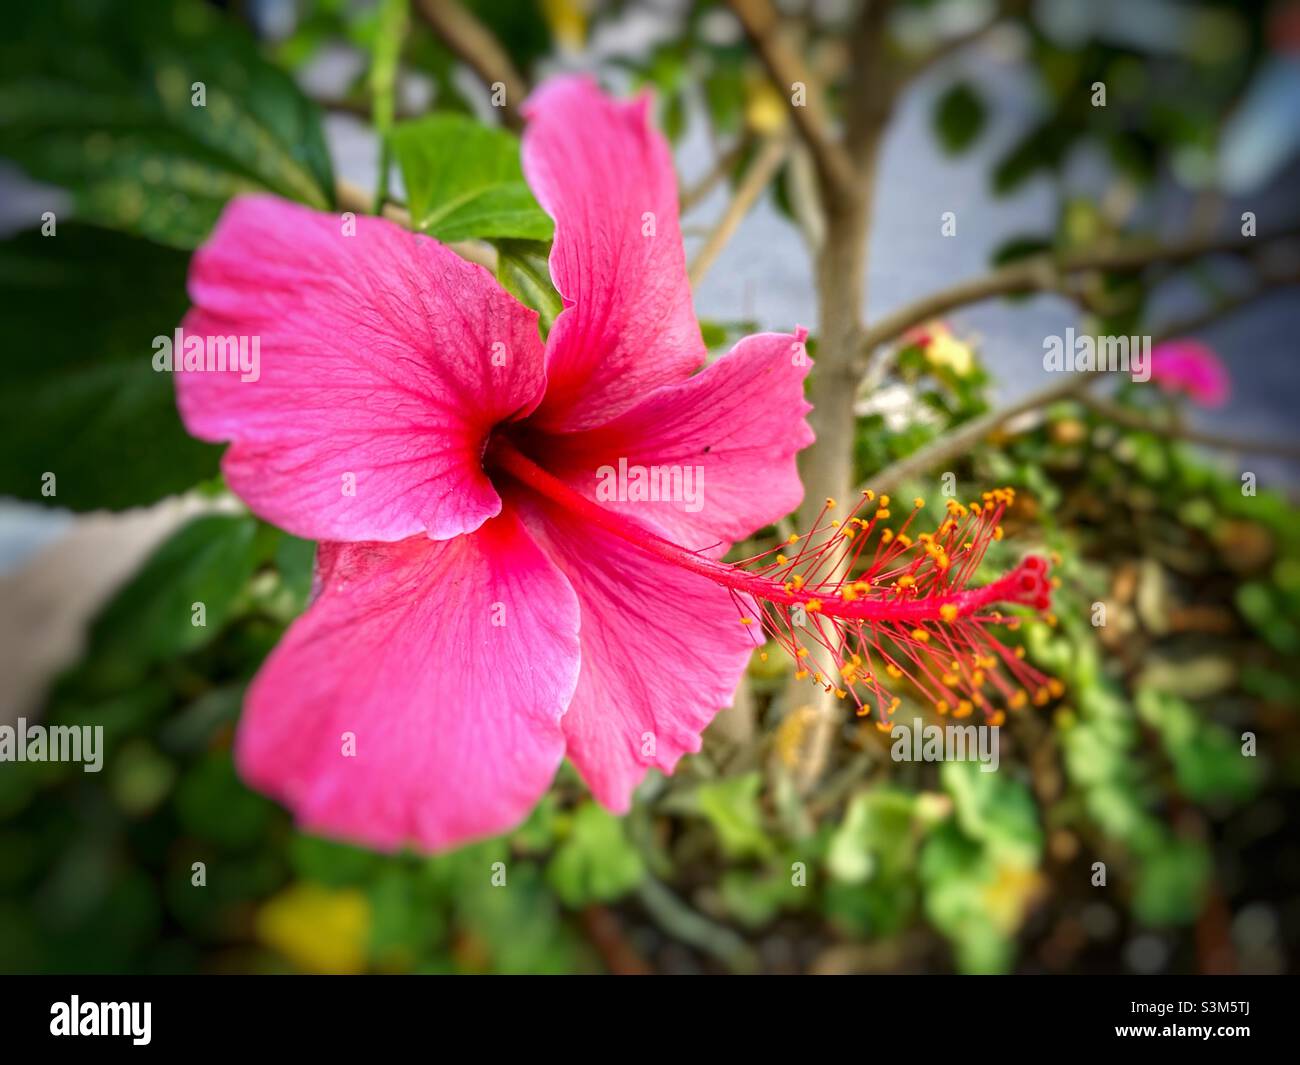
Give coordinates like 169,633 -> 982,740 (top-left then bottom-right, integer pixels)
1,0 -> 1298,974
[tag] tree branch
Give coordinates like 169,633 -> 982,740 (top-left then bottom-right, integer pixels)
680,134 -> 754,213
688,132 -> 791,287
856,226 -> 1300,369
861,375 -> 1098,495
1078,395 -> 1300,459
858,275 -> 1300,493
726,0 -> 858,197
413,0 -> 529,131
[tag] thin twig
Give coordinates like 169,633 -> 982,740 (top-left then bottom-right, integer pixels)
688,132 -> 791,287
413,0 -> 529,130
680,134 -> 753,213
858,276 -> 1300,493
856,226 -> 1300,370
1079,395 -> 1300,459
726,0 -> 857,196
635,878 -> 759,973
860,375 -> 1099,495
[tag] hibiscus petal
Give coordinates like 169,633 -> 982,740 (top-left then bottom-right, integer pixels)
177,195 -> 547,543
536,330 -> 813,552
521,76 -> 705,432
236,509 -> 581,852
519,495 -> 760,812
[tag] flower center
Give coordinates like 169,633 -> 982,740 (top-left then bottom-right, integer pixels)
486,435 -> 1059,725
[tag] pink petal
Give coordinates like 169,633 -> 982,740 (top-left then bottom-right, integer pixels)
521,76 -> 705,432
236,509 -> 581,852
177,195 -> 547,543
536,331 -> 814,551
518,495 -> 761,812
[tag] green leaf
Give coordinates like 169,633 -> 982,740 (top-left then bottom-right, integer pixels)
85,514 -> 269,680
990,234 -> 1053,267
933,82 -> 987,154
827,789 -> 919,884
694,772 -> 774,860
391,114 -> 553,243
1132,838 -> 1211,927
942,761 -> 1042,868
0,0 -> 335,248
496,238 -> 562,330
0,224 -> 220,510
545,803 -> 645,907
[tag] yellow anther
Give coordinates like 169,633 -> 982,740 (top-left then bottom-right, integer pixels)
993,526 -> 1004,541
935,700 -> 950,715
879,495 -> 890,508
877,509 -> 891,520
826,497 -> 837,508
914,498 -> 925,509
1048,678 -> 1065,698
776,553 -> 788,565
1010,691 -> 1028,710
910,628 -> 930,643
896,575 -> 916,590
940,603 -> 958,623
1014,646 -> 1026,659
941,673 -> 960,687
863,489 -> 875,502
954,700 -> 974,718
786,533 -> 800,544
886,664 -> 903,679
795,669 -> 809,680
739,617 -> 753,625
806,598 -> 823,613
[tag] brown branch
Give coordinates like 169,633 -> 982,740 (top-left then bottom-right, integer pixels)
895,0 -> 1030,85
1079,395 -> 1300,459
858,276 -> 1300,493
413,0 -> 529,131
857,225 -> 1300,367
688,133 -> 791,287
726,0 -> 857,197
860,375 -> 1098,495
680,134 -> 753,213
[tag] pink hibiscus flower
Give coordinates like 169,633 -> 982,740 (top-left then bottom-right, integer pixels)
1149,339 -> 1230,407
175,78 -> 813,850
175,77 -> 1054,852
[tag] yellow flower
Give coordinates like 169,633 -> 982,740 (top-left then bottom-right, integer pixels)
256,882 -> 371,974
919,323 -> 975,377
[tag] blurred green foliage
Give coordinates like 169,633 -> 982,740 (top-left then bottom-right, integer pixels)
0,0 -> 1296,975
